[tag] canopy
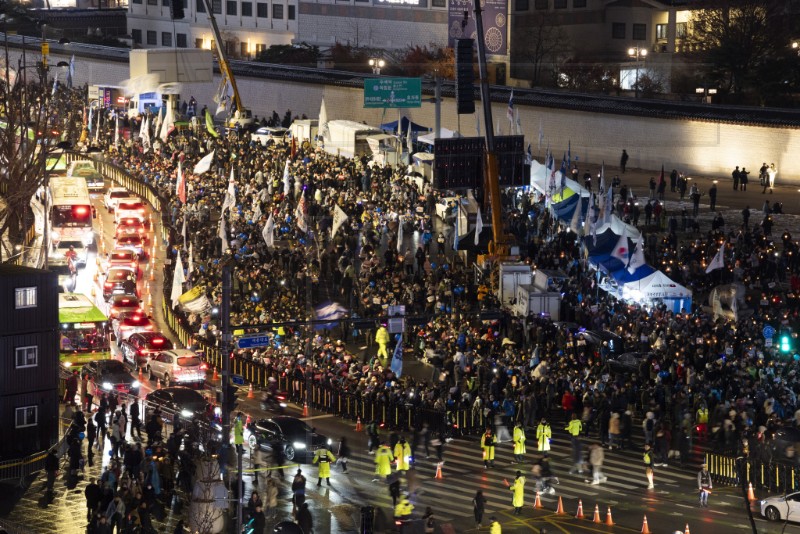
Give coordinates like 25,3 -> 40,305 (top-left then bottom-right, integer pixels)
622,270 -> 692,313
417,128 -> 459,146
380,117 -> 430,134
611,263 -> 656,284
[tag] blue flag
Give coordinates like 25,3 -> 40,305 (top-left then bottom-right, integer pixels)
390,338 -> 403,377
567,140 -> 571,169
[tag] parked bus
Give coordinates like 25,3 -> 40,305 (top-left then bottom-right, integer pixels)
48,176 -> 95,249
58,293 -> 111,367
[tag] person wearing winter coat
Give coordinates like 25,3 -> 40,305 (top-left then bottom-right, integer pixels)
394,438 -> 411,472
586,443 -> 607,485
536,419 -> 552,452
509,470 -> 525,514
512,423 -> 526,463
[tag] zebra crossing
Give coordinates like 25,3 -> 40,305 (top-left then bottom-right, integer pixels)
327,429 -> 700,522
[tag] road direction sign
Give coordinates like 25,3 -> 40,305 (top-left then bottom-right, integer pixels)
236,334 -> 272,349
364,77 -> 422,109
763,325 -> 776,339
231,374 -> 245,386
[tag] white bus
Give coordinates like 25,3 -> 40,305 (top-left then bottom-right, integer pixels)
48,176 -> 95,248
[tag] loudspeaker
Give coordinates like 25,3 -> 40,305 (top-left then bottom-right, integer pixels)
455,39 -> 475,115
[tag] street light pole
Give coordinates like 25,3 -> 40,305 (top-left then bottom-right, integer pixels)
627,46 -> 647,99
368,58 -> 385,75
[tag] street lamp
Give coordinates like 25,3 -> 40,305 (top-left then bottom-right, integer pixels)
368,58 -> 385,75
695,87 -> 717,104
627,46 -> 647,98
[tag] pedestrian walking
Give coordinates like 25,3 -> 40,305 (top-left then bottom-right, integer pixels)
709,182 -> 717,211
129,399 -> 142,441
536,418 -> 552,453
367,420 -> 379,454
44,448 -> 59,496
86,415 -> 97,467
586,443 -> 607,485
291,469 -> 306,512
481,428 -> 497,468
312,446 -> 336,486
85,478 -> 102,521
512,422 -> 526,463
508,470 -> 525,515
698,463 -> 712,507
473,490 -> 487,527
565,414 -> 583,473
644,443 -> 655,489
763,163 -> 776,194
337,436 -> 350,473
740,167 -> 749,191
388,472 -> 401,506
732,166 -> 740,190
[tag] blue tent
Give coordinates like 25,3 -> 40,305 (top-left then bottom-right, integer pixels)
610,264 -> 656,284
380,117 -> 430,134
583,228 -> 621,257
551,193 -> 590,223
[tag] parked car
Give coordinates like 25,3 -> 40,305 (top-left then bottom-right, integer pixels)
83,359 -> 140,397
114,199 -> 147,225
144,386 -> 210,424
251,126 -> 289,146
103,266 -> 138,301
760,491 -> 800,522
112,312 -> 154,344
104,187 -> 130,211
107,294 -> 143,320
121,332 -> 173,368
146,349 -> 207,386
245,416 -> 332,461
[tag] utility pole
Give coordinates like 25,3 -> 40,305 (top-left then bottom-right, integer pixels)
220,257 -> 232,449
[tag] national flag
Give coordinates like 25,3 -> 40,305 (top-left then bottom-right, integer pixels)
611,233 -> 630,264
406,122 -> 413,153
138,115 -> 146,139
282,160 -> 291,196
331,204 -> 348,239
153,106 -> 163,139
193,150 -> 214,175
176,161 -> 186,204
262,213 -> 275,248
160,103 -> 175,141
397,213 -> 404,253
171,252 -> 186,309
538,118 -> 544,150
68,54 -> 74,88
221,170 -> 236,213
559,153 -> 567,191
599,162 -> 605,194
567,140 -> 572,169
94,111 -> 101,144
295,192 -> 307,233
627,235 -> 646,274
314,301 -> 348,331
706,243 -> 725,273
318,97 -> 329,140
515,108 -> 521,136
205,110 -> 219,138
474,206 -> 484,246
87,106 -> 94,133
390,337 -> 403,377
507,89 -> 514,122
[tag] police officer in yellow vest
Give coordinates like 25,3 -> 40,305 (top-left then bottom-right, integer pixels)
489,516 -> 502,534
233,412 -> 245,453
696,404 -> 709,441
565,413 -> 584,474
482,428 -> 497,469
375,325 -> 390,359
313,447 -> 336,486
509,470 -> 525,515
394,437 -> 411,472
395,493 -> 414,533
512,422 -> 526,463
536,418 -> 552,452
373,441 -> 394,481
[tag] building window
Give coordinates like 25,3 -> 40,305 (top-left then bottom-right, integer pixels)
656,23 -> 667,40
195,38 -> 203,48
241,1 -> 252,15
162,32 -> 173,46
515,0 -> 528,11
572,0 -> 585,6
534,0 -> 547,9
147,30 -> 157,45
15,406 -> 38,429
611,22 -> 625,39
15,346 -> 38,369
177,33 -> 187,47
632,23 -> 646,41
273,3 -> 283,18
147,0 -> 157,5
226,0 -> 236,14
212,0 -> 222,13
288,4 -> 295,18
14,287 -> 37,309
255,43 -> 266,54
132,29 -> 143,44
132,0 -> 142,4
257,2 -> 268,16
162,0 -> 171,6
240,43 -> 249,57
676,22 -> 687,38
553,0 -> 566,8
196,0 -> 206,12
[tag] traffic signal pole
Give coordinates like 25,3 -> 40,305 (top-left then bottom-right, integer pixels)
220,257 -> 232,443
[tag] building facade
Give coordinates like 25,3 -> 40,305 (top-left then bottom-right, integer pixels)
0,265 -> 59,460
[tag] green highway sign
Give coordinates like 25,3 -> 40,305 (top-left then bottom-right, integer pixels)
364,77 -> 422,109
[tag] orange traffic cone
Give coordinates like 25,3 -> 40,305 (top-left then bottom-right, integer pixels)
156,378 -> 161,390
641,515 -> 651,534
684,524 -> 690,534
592,505 -> 601,523
747,483 -> 756,501
138,367 -> 143,379
212,367 -> 219,381
555,496 -> 565,515
303,401 -> 309,416
533,491 -> 543,509
247,384 -> 255,399
605,506 -> 614,526
575,499 -> 584,519
434,462 -> 443,479
149,265 -> 155,281
355,417 -> 363,432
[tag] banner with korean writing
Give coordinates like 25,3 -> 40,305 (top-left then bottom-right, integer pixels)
448,0 -> 508,56
364,78 -> 422,109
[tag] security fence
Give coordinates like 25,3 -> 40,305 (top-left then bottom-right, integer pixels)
706,452 -> 800,494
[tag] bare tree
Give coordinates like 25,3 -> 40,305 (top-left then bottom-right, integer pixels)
513,13 -> 566,88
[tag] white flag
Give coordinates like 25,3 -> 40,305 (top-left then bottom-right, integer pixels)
318,97 -> 329,140
474,206 -> 484,246
627,235 -> 646,274
262,213 -> 275,249
331,204 -> 348,239
570,196 -> 582,235
397,214 -> 404,253
154,107 -> 163,138
252,198 -> 262,222
114,113 -> 119,148
188,242 -> 194,277
160,103 -> 175,142
221,170 -> 236,213
706,243 -> 725,273
604,183 -> 614,223
218,215 -> 229,252
181,214 -> 187,243
282,160 -> 291,196
295,193 -> 307,233
611,233 -> 630,265
141,117 -> 151,153
193,150 -> 214,175
171,252 -> 185,309
138,115 -> 146,139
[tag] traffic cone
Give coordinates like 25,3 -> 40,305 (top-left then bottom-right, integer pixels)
434,462 -> 443,479
555,496 -> 565,515
355,417 -> 363,431
641,515 -> 651,534
303,401 -> 309,416
575,499 -> 584,519
138,367 -> 143,379
592,505 -> 601,523
156,378 -> 161,390
747,482 -> 756,501
533,491 -> 543,509
684,524 -> 690,534
247,383 -> 255,399
605,506 -> 614,526
149,265 -> 155,281
212,367 -> 219,381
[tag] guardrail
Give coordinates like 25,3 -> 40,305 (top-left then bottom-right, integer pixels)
0,417 -> 71,484
706,452 -> 800,493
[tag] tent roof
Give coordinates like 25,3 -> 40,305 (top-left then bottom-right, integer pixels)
417,128 -> 459,145
626,270 -> 692,299
611,264 -> 656,284
380,116 -> 430,134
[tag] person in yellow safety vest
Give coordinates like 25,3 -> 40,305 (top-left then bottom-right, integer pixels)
512,423 -> 526,463
536,418 -> 552,452
696,404 -> 709,441
394,493 -> 414,521
489,516 -> 502,534
312,447 -> 336,486
373,441 -> 394,481
375,325 -> 390,359
509,470 -> 525,515
565,413 -> 584,474
644,443 -> 655,489
482,428 -> 497,469
233,412 -> 245,453
394,437 -> 411,472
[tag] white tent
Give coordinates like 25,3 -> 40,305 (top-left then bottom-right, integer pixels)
621,270 -> 692,312
418,128 -> 460,146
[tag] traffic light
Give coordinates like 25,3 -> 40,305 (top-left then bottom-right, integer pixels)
224,383 -> 239,413
171,0 -> 185,19
780,334 -> 792,353
455,39 -> 475,115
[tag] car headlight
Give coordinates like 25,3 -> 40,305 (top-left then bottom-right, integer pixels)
132,380 -> 140,388
102,382 -> 112,390
51,230 -> 60,240
181,409 -> 193,418
292,442 -> 307,450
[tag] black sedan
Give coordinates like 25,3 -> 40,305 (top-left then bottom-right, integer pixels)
83,359 -> 140,397
144,386 -> 210,423
120,331 -> 173,368
608,352 -> 654,375
246,416 -> 332,461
